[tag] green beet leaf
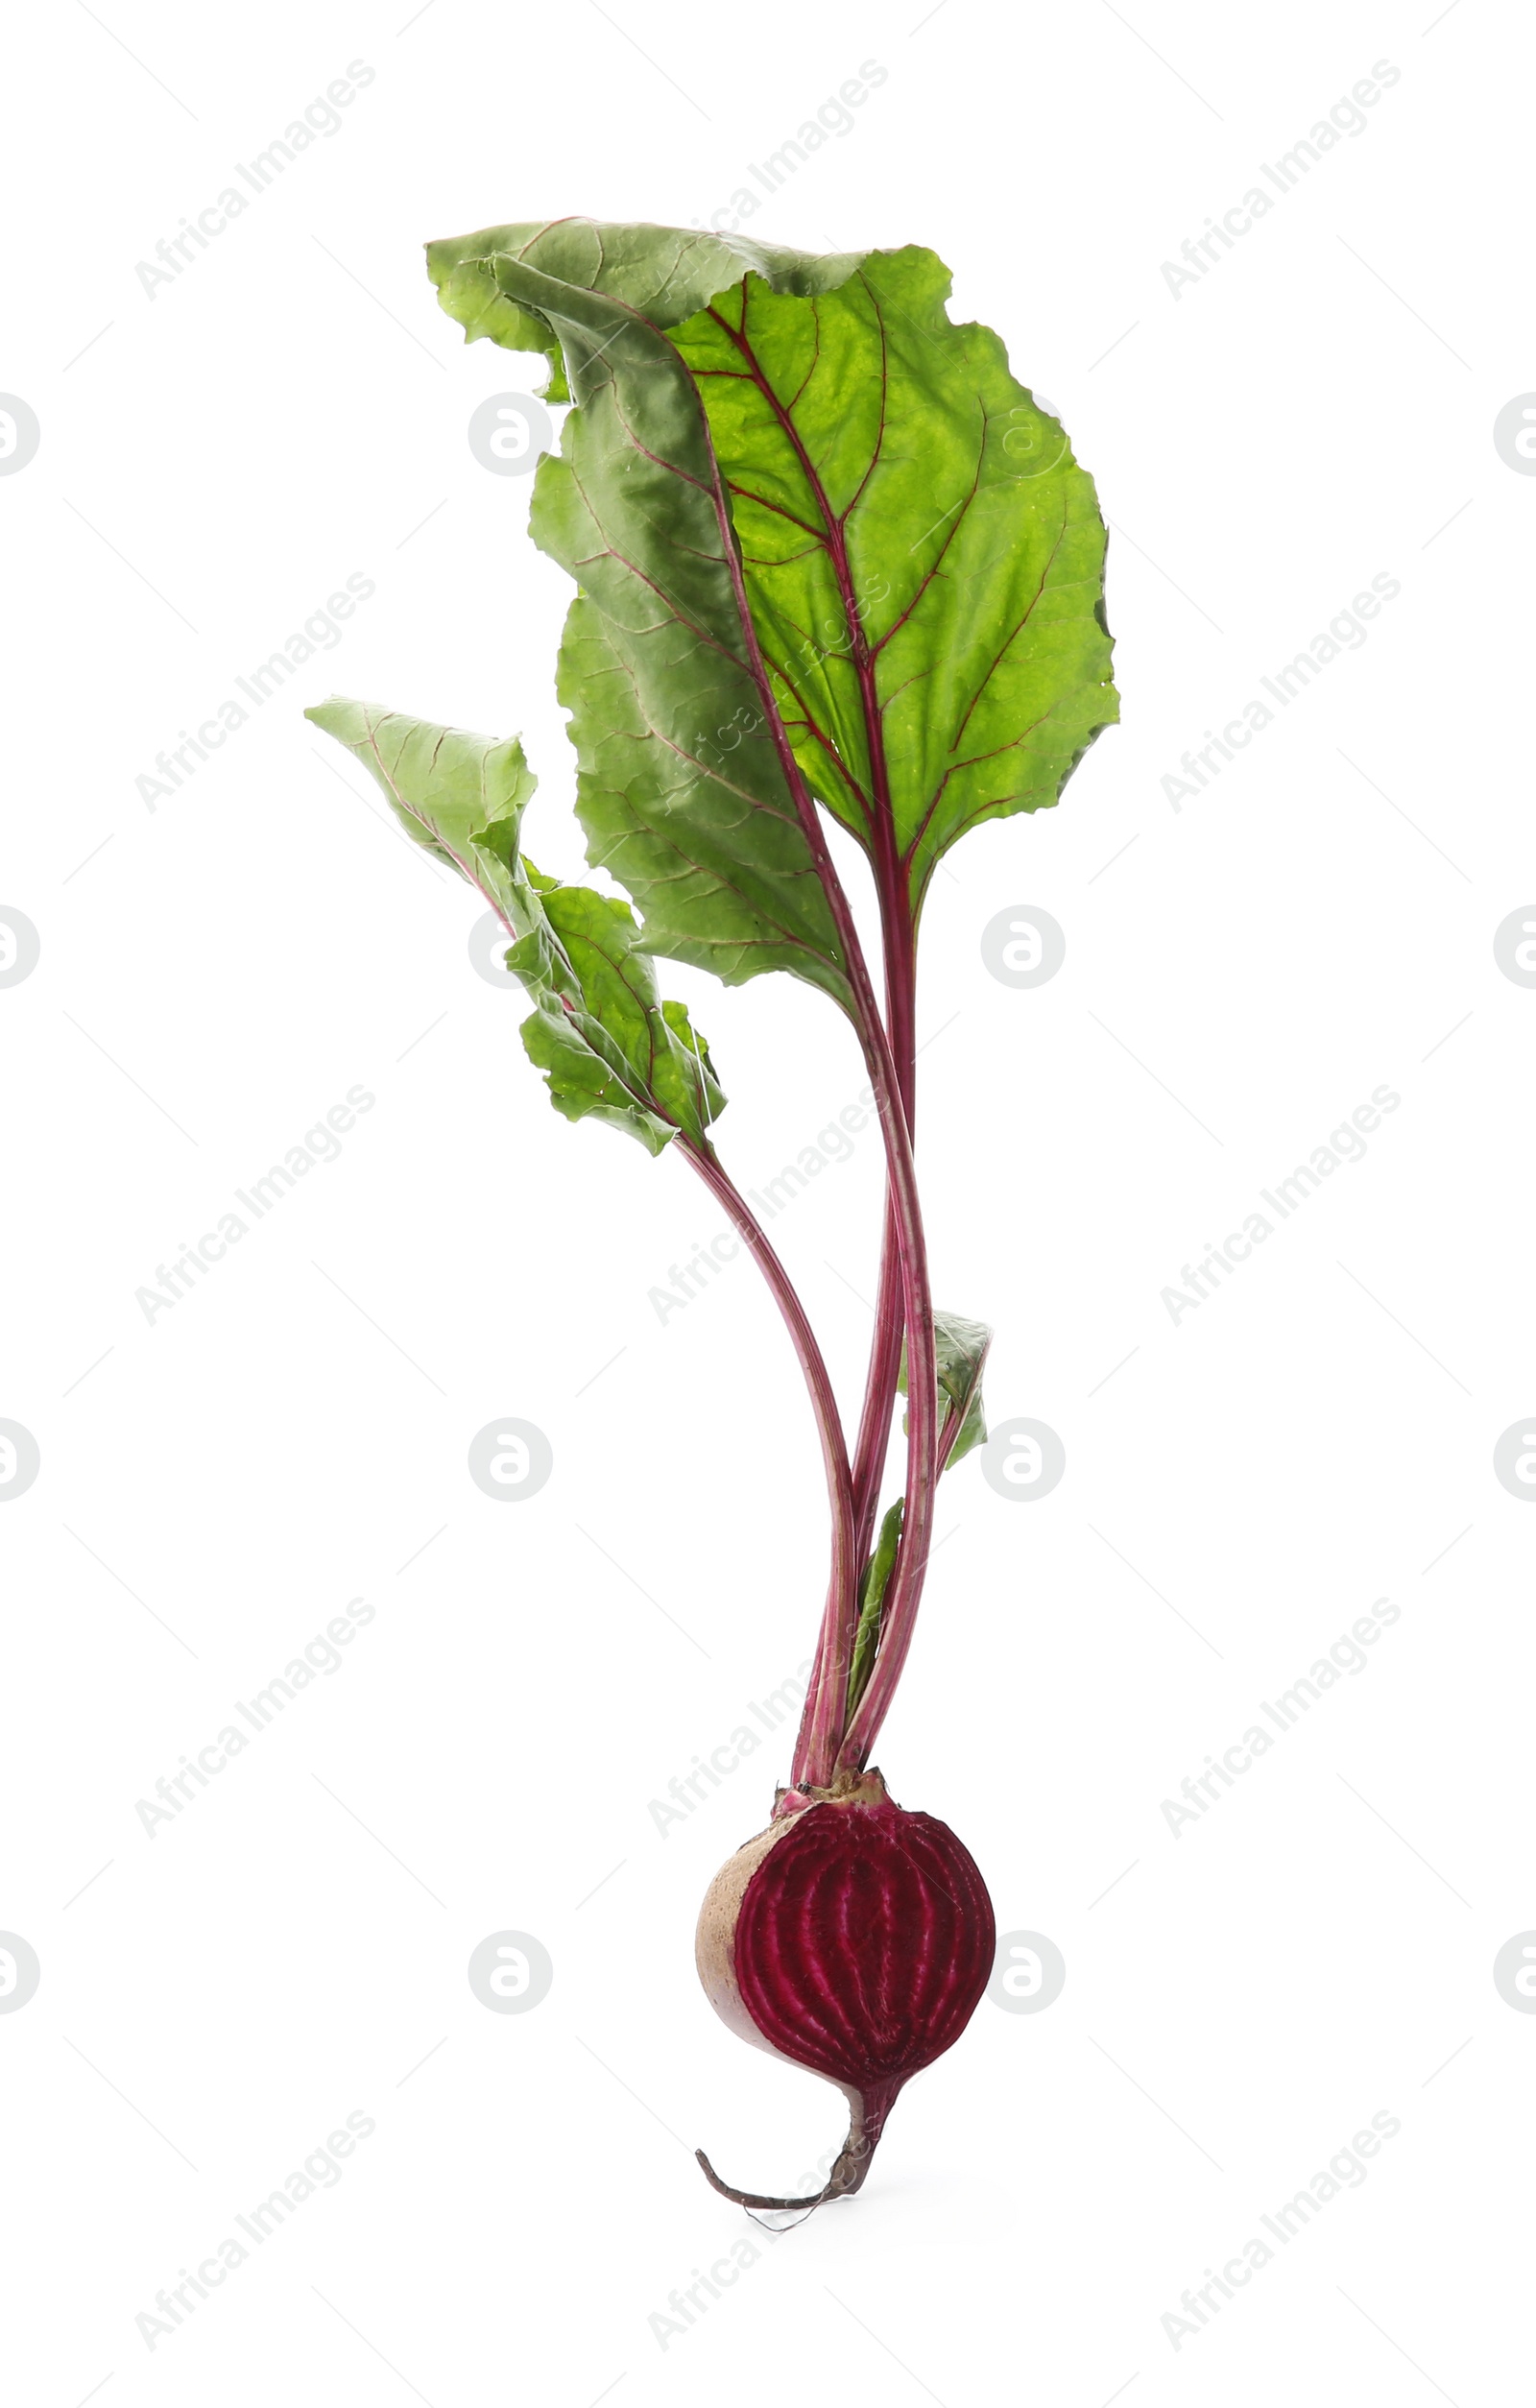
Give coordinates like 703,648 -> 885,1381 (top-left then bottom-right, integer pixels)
666,252 -> 1116,910
851,1306 -> 993,1722
429,227 -> 864,1013
425,218 -> 1115,959
307,692 -> 536,909
900,1308 -> 993,1469
846,1496 -> 904,1718
513,867 -> 724,1152
425,219 -> 867,404
305,696 -> 722,1154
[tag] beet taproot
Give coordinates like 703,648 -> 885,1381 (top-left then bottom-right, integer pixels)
695,1769 -> 996,2206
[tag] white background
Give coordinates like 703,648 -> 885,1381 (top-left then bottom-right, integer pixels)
3,0 -> 1532,2400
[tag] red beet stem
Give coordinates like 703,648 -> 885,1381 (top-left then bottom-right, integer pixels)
695,398 -> 940,1792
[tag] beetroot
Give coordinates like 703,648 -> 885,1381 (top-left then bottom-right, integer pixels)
309,220 -> 1115,2213
695,1770 -> 996,2206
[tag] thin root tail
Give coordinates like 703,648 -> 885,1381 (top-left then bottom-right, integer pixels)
694,2121 -> 877,2212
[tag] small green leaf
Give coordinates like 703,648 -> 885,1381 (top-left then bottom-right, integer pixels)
304,695 -> 723,1153
516,867 -> 724,1154
305,694 -> 536,912
901,1309 -> 993,1469
847,1497 -> 903,1717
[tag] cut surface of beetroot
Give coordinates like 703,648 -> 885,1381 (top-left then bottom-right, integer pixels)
695,1774 -> 995,2207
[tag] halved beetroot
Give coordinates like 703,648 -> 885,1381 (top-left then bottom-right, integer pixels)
695,1768 -> 996,2206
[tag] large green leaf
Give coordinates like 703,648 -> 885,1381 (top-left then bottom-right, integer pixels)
666,253 -> 1116,909
425,220 -> 1116,948
305,696 -> 721,1153
550,590 -> 846,1000
426,225 -> 872,1012
425,219 -> 867,402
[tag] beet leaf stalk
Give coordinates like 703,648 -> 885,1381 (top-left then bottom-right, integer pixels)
307,218 -> 1116,2208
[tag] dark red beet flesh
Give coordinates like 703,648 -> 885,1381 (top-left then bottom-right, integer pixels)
696,1777 -> 995,2207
